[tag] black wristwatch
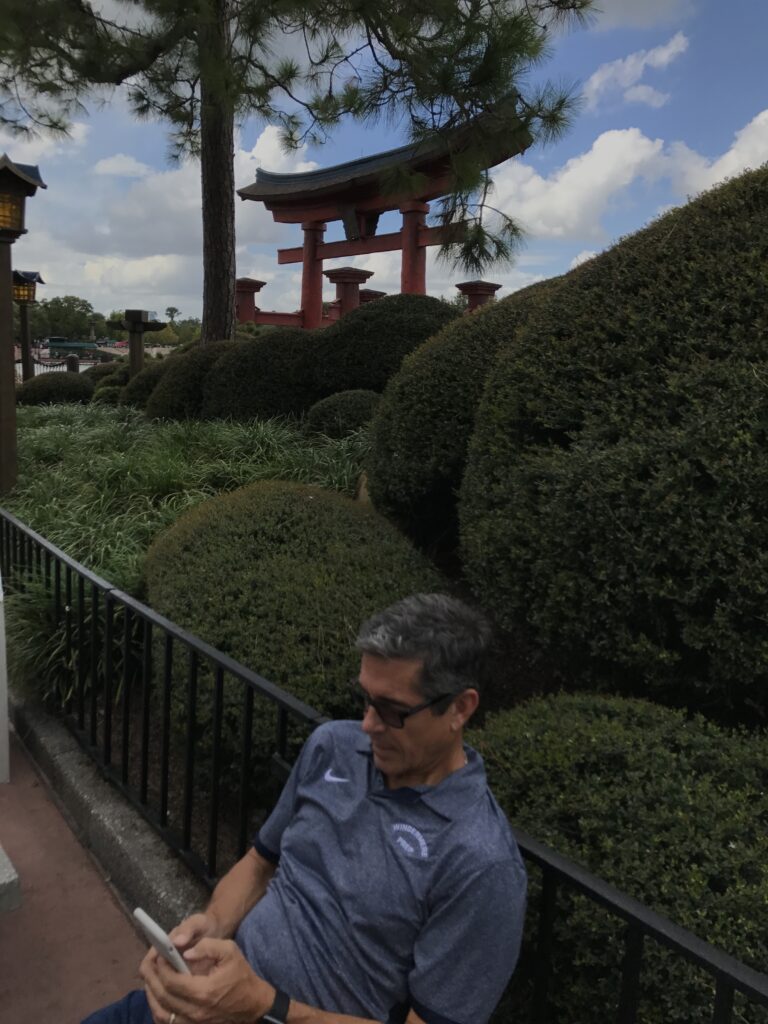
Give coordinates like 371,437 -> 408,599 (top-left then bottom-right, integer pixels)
259,988 -> 290,1024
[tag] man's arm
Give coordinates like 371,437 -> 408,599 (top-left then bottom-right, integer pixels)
166,847 -> 276,954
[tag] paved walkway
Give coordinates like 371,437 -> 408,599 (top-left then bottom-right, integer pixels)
0,732 -> 147,1023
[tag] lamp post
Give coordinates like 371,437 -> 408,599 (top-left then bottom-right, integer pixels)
12,271 -> 44,382
0,155 -> 46,496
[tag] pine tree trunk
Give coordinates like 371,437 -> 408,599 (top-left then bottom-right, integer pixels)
199,0 -> 235,344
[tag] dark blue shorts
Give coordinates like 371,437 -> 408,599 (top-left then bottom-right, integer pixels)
81,989 -> 152,1023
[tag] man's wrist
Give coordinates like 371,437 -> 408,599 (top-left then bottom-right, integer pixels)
258,985 -> 291,1024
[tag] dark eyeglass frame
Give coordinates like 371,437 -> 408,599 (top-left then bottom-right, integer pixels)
352,680 -> 453,729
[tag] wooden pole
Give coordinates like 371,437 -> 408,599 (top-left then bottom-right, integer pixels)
19,304 -> 33,381
0,242 -> 17,495
400,202 -> 429,295
300,222 -> 326,329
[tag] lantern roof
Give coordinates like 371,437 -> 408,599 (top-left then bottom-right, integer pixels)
13,270 -> 45,285
0,155 -> 47,193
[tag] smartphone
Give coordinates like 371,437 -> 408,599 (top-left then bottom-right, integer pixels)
133,907 -> 191,974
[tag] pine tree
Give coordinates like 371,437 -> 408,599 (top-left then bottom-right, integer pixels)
1,0 -> 592,342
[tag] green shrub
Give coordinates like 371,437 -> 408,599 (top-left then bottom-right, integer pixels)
312,294 -> 460,398
461,166 -> 768,719
91,384 -> 123,405
201,330 -> 317,420
81,361 -> 126,385
17,371 -> 94,405
146,341 -> 236,420
122,359 -> 173,409
94,365 -> 130,392
471,694 -> 768,1024
367,279 -> 562,548
305,390 -> 381,438
144,481 -> 444,782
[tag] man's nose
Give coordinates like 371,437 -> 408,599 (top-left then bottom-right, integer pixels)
361,703 -> 385,734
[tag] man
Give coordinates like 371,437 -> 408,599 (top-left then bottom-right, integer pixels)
84,593 -> 526,1024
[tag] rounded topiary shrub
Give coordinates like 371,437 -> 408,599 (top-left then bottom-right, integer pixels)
201,329 -> 317,420
367,279 -> 562,549
91,384 -> 123,405
94,364 -> 130,392
122,358 -> 173,409
17,371 -> 94,405
146,340 -> 236,420
144,481 -> 444,784
461,166 -> 768,720
81,361 -> 127,386
471,694 -> 768,1024
305,389 -> 381,438
312,294 -> 460,397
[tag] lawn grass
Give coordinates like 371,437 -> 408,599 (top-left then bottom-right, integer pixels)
6,404 -> 369,593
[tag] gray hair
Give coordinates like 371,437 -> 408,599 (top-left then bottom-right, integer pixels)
355,593 -> 493,706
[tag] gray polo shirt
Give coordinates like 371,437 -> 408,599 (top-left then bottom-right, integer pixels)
235,720 -> 526,1024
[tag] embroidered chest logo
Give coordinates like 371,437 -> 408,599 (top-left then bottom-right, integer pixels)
392,823 -> 429,859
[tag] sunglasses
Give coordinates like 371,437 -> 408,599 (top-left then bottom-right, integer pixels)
351,680 -> 453,729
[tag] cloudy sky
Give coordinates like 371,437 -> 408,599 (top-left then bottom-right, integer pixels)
3,0 -> 766,320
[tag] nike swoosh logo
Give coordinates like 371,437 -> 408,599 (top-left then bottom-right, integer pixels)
324,768 -> 349,783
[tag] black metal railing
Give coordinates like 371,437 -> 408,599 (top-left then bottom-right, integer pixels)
1,506 -> 767,1023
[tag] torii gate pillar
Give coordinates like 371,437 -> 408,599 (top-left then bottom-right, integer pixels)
301,222 -> 326,329
400,201 -> 429,295
323,266 -> 375,317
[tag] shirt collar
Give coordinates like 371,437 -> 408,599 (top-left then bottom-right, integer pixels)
354,729 -> 487,821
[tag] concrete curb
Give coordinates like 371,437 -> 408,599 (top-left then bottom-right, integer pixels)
10,694 -> 208,931
0,842 -> 21,912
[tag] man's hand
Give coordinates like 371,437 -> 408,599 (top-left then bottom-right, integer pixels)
141,936 -> 274,1024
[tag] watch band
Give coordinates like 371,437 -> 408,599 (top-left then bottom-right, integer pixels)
260,988 -> 290,1024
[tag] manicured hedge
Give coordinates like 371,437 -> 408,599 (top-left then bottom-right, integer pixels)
471,694 -> 768,1024
94,364 -> 129,392
367,279 -> 562,548
305,389 -> 381,438
81,361 -> 127,386
312,294 -> 460,397
201,330 -> 317,420
144,481 -> 444,778
461,166 -> 768,718
17,371 -> 94,405
122,359 -> 173,409
91,384 -> 123,405
145,340 -> 236,420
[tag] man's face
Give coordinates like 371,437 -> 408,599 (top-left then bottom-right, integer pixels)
358,652 -> 461,789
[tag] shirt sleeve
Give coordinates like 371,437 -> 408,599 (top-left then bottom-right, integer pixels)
408,855 -> 527,1024
253,725 -> 324,862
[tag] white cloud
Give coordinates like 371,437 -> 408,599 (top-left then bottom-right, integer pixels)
570,250 -> 598,269
623,84 -> 669,108
492,128 -> 664,239
94,154 -> 152,178
0,122 -> 90,165
592,0 -> 694,30
584,32 -> 688,111
667,109 -> 768,194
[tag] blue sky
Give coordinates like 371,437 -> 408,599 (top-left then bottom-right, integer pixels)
3,0 -> 767,321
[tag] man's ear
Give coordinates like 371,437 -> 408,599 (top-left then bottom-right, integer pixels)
453,688 -> 479,728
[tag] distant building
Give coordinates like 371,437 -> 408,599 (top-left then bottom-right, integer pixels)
47,337 -> 101,358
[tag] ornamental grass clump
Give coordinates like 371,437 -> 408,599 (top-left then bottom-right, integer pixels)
461,165 -> 768,721
472,694 -> 768,1024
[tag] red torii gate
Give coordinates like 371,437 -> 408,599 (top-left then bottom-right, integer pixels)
237,117 -> 529,328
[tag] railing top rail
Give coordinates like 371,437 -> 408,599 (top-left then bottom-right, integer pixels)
0,508 -> 329,725
514,831 -> 768,1002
